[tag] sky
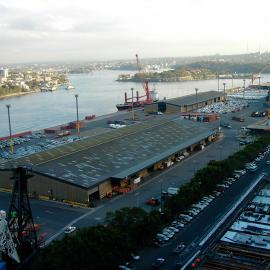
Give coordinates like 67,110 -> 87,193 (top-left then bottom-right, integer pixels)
1,0 -> 270,64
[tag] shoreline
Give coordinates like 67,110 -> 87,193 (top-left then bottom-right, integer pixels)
116,77 -> 251,83
0,90 -> 40,100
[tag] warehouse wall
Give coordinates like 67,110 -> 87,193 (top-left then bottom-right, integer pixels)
144,103 -> 159,113
0,170 -> 88,203
29,174 -> 88,203
0,170 -> 13,191
99,180 -> 112,198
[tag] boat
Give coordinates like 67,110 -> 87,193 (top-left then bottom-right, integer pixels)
116,81 -> 159,111
65,81 -> 75,90
116,102 -> 142,111
66,84 -> 75,90
228,84 -> 270,100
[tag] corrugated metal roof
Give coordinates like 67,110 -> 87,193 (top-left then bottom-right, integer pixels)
163,90 -> 224,107
112,129 -> 214,179
2,118 -> 215,189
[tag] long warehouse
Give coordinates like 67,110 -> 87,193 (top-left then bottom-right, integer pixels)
144,90 -> 225,113
0,118 -> 218,204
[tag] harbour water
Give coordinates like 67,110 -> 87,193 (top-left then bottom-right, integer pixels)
0,70 -> 269,137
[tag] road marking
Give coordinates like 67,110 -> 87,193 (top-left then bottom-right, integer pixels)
181,250 -> 200,270
44,204 -> 104,246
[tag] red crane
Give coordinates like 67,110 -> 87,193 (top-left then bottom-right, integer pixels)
251,63 -> 270,85
135,54 -> 152,104
120,55 -> 153,110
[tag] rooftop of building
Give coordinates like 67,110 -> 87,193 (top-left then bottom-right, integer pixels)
159,90 -> 224,107
1,118 -> 215,189
201,183 -> 270,269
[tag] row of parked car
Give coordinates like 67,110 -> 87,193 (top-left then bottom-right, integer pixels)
153,193 -> 218,249
0,136 -> 31,149
0,134 -> 80,159
197,99 -> 248,114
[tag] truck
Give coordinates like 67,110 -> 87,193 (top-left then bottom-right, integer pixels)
232,116 -> 244,122
167,187 -> 179,196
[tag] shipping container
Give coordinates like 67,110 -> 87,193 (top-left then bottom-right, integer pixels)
0,131 -> 32,141
85,115 -> 96,120
44,128 -> 59,134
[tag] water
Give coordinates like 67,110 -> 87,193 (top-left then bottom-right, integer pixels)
0,70 -> 269,137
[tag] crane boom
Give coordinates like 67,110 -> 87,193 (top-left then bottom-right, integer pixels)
135,54 -> 152,103
251,63 -> 270,85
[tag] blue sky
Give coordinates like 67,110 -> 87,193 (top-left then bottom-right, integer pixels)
0,0 -> 269,63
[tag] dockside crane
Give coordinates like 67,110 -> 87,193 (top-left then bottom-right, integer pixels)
135,54 -> 152,104
119,54 -> 158,109
250,63 -> 270,85
0,166 -> 38,268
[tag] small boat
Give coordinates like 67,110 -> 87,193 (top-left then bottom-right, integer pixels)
66,84 -> 75,90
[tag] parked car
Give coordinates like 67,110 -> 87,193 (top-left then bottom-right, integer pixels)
65,226 -> 76,234
131,253 -> 140,261
146,197 -> 160,206
173,243 -> 185,254
152,258 -> 165,268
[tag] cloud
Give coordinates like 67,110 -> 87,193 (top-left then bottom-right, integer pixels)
0,0 -> 270,63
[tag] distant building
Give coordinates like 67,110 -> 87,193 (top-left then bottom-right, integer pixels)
0,68 -> 8,78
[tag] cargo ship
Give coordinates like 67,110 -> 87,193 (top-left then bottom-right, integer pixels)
116,81 -> 159,111
227,83 -> 270,100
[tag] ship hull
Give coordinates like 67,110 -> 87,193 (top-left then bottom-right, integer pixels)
116,102 -> 142,111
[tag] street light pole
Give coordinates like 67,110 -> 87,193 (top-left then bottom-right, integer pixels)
131,88 -> 134,121
160,179 -> 163,210
195,88 -> 199,110
223,83 -> 226,101
75,94 -> 80,137
6,104 -> 13,153
217,74 -> 220,91
243,79 -> 246,100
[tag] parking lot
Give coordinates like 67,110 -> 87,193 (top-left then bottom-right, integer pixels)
197,98 -> 249,114
0,133 -> 82,159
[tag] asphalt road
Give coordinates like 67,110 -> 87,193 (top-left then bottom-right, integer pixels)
0,193 -> 87,239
